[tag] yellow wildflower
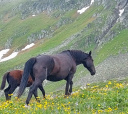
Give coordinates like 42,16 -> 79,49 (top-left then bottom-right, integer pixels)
105,85 -> 108,88
8,94 -> 13,96
105,107 -> 112,112
114,107 -> 118,110
87,83 -> 90,86
120,112 -> 125,114
115,83 -> 124,88
98,104 -> 100,107
98,110 -> 103,113
37,103 -> 43,108
108,81 -> 112,85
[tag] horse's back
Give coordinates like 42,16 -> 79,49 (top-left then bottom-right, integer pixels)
36,55 -> 53,64
8,69 -> 33,86
48,53 -> 76,81
34,55 -> 54,69
8,70 -> 23,84
9,70 -> 23,80
52,53 -> 76,70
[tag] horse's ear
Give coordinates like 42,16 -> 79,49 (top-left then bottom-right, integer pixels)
89,51 -> 91,56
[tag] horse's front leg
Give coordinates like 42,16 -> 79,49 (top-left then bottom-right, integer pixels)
69,81 -> 73,95
65,74 -> 73,96
65,81 -> 70,96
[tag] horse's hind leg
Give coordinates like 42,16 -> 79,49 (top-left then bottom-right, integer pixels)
4,85 -> 11,100
26,78 -> 44,105
7,84 -> 17,100
38,84 -> 45,99
33,88 -> 41,102
26,83 -> 36,105
33,84 -> 45,101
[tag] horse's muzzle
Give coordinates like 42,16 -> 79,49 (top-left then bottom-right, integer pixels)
91,72 -> 95,76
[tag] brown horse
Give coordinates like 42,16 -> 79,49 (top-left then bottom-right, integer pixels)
17,50 -> 96,105
0,70 -> 45,101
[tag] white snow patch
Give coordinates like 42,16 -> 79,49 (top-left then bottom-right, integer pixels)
77,0 -> 94,14
22,43 -> 35,51
0,49 -> 10,60
77,6 -> 90,14
0,43 -> 35,62
119,8 -> 124,17
0,52 -> 18,62
32,15 -> 36,17
90,0 -> 94,5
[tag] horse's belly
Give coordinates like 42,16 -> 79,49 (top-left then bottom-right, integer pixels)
47,75 -> 65,81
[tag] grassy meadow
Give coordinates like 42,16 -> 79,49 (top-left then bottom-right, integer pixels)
0,79 -> 128,114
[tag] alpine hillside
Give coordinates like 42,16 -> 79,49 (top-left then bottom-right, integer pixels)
0,0 -> 128,93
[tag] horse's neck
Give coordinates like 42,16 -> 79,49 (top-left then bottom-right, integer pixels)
69,50 -> 86,65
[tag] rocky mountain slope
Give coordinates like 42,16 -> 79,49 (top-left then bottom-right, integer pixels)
0,0 -> 128,93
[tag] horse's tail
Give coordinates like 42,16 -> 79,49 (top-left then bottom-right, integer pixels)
17,57 -> 36,98
0,72 -> 9,90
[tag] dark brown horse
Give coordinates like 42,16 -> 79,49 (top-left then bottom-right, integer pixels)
17,50 -> 96,105
0,70 -> 45,101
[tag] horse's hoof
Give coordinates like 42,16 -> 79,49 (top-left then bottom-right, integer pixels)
43,97 -> 46,100
37,99 -> 40,103
64,95 -> 69,98
68,92 -> 71,95
24,104 -> 30,109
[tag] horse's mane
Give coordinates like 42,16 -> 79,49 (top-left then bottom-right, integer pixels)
61,50 -> 88,63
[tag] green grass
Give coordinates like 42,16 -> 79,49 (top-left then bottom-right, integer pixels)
0,0 -> 26,15
95,29 -> 128,64
0,13 -> 57,49
0,78 -> 128,113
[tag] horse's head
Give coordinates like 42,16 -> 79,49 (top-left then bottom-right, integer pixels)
82,51 -> 96,75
